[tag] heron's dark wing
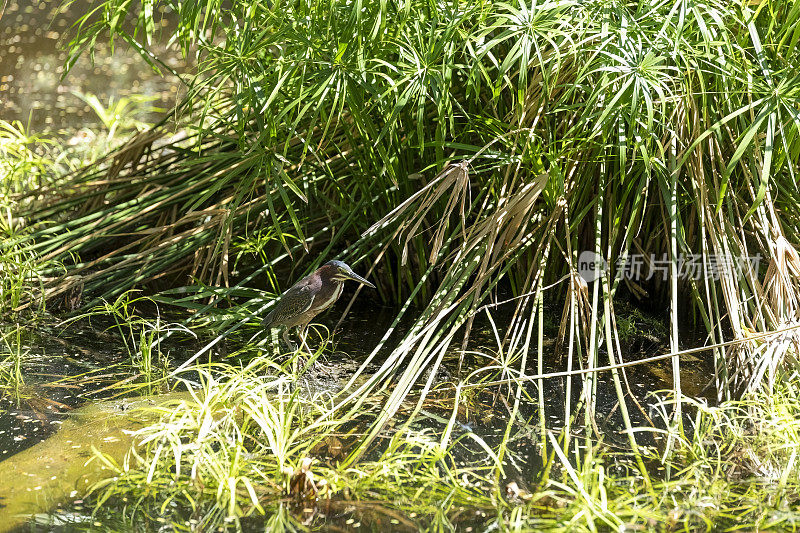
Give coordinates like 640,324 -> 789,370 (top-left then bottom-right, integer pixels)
261,282 -> 314,328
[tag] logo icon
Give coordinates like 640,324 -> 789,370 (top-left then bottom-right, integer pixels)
577,251 -> 606,282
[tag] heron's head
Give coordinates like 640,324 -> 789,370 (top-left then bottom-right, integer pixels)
324,260 -> 376,288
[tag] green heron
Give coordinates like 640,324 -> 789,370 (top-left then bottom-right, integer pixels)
261,260 -> 375,351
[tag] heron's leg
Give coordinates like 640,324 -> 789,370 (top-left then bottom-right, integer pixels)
282,328 -> 298,352
299,323 -> 312,354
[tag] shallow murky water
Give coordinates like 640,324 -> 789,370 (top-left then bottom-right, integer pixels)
0,319 -> 190,459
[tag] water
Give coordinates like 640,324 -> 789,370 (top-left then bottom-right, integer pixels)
0,0 -> 187,132
0,319 -> 188,459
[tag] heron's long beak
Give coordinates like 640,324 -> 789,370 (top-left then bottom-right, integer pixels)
344,269 -> 376,288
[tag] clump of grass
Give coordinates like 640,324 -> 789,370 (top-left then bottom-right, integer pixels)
656,373 -> 800,492
0,236 -> 47,318
84,353 -> 496,530
613,303 -> 668,351
63,291 -> 196,394
0,120 -> 54,206
71,91 -> 163,145
0,326 -> 26,400
79,352 -> 800,531
1,107 -> 162,320
0,120 -> 54,317
508,374 -> 800,531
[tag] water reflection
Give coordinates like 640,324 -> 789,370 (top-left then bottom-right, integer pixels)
0,0 -> 188,132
